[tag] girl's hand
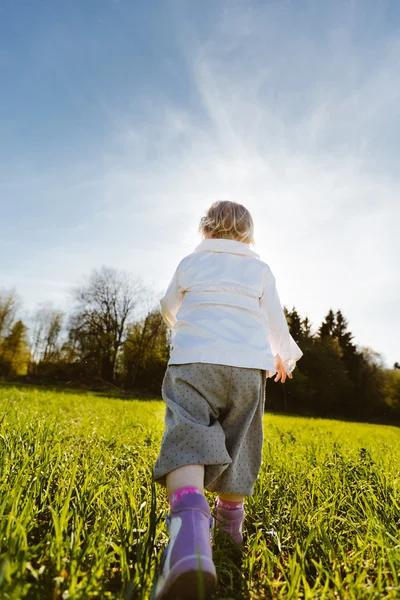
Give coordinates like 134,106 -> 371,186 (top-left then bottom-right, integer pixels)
274,354 -> 293,383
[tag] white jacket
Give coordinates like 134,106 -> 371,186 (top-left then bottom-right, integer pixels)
160,238 -> 302,377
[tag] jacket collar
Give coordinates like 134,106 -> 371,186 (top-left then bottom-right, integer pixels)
194,238 -> 260,259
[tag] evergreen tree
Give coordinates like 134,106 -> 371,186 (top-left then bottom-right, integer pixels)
286,307 -> 303,344
302,317 -> 312,338
0,320 -> 30,376
318,309 -> 336,338
333,311 -> 357,357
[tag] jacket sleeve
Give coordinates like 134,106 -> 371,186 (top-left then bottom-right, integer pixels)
160,267 -> 184,329
260,269 -> 303,374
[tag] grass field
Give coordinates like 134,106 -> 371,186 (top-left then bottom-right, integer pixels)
0,384 -> 399,599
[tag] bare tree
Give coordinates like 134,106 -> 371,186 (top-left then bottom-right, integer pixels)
122,305 -> 169,387
69,266 -> 144,382
0,289 -> 19,339
30,304 -> 64,364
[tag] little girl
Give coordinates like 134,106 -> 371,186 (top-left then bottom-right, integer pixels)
152,201 -> 302,600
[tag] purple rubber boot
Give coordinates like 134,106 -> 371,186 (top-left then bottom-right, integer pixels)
152,493 -> 217,600
212,500 -> 245,545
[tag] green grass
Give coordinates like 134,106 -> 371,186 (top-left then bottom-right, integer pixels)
0,385 -> 399,599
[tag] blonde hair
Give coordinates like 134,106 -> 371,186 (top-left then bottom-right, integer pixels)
198,201 -> 255,245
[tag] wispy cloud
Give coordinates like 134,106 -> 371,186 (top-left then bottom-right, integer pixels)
94,2 -> 399,363
1,0 -> 399,365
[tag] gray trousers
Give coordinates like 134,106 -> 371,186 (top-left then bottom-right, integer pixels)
153,363 -> 266,496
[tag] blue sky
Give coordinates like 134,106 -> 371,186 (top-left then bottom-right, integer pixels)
1,0 -> 399,366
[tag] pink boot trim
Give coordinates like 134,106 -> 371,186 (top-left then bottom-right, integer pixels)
169,486 -> 203,508
216,497 -> 244,510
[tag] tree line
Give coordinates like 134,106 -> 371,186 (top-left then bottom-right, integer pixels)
267,307 -> 400,422
1,266 -> 399,422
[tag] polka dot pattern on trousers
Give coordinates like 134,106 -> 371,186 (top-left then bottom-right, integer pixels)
153,363 -> 267,496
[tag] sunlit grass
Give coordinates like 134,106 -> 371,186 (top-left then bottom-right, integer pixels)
0,385 -> 399,599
